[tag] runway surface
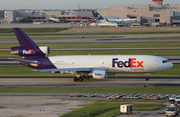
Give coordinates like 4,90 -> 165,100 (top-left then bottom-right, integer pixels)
0,77 -> 180,88
1,34 -> 180,44
1,34 -> 180,38
1,39 -> 180,44
1,47 -> 180,52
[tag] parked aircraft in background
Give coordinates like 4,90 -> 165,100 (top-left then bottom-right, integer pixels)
49,17 -> 60,23
10,28 -> 173,82
89,21 -> 123,27
92,11 -> 137,24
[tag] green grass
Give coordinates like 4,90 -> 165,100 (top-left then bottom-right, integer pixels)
61,101 -> 164,117
0,86 -> 168,117
0,64 -> 179,77
1,42 -> 180,49
0,65 -> 75,77
0,36 -> 180,41
0,86 -> 180,94
0,36 -> 111,40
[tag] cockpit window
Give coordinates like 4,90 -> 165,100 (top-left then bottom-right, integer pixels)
162,60 -> 170,63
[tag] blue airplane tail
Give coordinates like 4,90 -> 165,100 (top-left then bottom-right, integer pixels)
92,11 -> 104,20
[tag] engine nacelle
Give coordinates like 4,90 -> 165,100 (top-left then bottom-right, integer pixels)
39,46 -> 50,55
92,71 -> 107,79
11,46 -> 50,56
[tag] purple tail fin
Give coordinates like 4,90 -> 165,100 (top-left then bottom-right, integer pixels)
11,28 -> 50,57
13,28 -> 38,48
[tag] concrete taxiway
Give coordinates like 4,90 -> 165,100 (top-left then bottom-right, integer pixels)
1,34 -> 180,44
0,77 -> 180,88
0,96 -> 90,117
1,38 -> 180,44
0,95 -> 169,117
1,47 -> 180,52
1,34 -> 180,38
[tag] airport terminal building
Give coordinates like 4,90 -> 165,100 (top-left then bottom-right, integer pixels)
4,0 -> 180,25
4,10 -> 93,23
97,0 -> 180,25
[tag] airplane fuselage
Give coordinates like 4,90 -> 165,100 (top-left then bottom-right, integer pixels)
23,55 -> 173,74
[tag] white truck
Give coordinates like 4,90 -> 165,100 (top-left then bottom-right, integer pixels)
169,96 -> 180,104
166,104 -> 179,117
120,104 -> 133,114
130,23 -> 141,27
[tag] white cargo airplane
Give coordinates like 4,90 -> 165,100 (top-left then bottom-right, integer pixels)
11,28 -> 173,82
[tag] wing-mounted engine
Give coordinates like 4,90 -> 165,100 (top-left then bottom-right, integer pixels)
11,46 -> 50,57
91,70 -> 107,79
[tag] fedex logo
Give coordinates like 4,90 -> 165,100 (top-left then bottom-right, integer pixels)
95,73 -> 102,76
112,58 -> 144,68
23,50 -> 36,54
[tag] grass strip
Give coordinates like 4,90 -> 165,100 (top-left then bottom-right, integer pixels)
0,65 -> 74,77
0,42 -> 180,49
61,101 -> 164,117
0,86 -> 180,94
0,36 -> 111,40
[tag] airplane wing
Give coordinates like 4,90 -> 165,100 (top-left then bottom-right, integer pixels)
35,67 -> 107,72
8,58 -> 42,65
8,58 -> 71,65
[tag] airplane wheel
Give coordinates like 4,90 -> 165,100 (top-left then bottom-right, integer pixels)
85,76 -> 90,79
79,76 -> 84,82
171,100 -> 175,104
82,75 -> 86,79
146,78 -> 149,81
74,77 -> 79,82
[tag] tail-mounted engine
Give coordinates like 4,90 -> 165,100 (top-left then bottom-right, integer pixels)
11,46 -> 50,56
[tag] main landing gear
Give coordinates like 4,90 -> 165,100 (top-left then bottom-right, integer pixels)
145,73 -> 150,81
74,75 -> 90,82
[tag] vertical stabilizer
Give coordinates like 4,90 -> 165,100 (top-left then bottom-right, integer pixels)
13,28 -> 38,48
92,11 -> 104,20
11,28 -> 49,57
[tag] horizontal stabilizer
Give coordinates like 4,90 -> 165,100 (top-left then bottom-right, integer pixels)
8,58 -> 42,65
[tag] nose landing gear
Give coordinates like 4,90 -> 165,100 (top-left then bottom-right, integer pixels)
145,73 -> 150,81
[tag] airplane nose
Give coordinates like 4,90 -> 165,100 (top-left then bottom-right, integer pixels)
169,62 -> 173,69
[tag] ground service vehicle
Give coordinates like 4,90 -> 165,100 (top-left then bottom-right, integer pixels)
169,96 -> 180,104
166,104 -> 179,117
